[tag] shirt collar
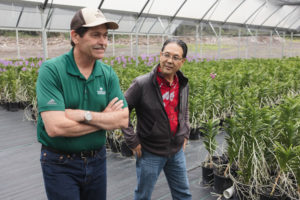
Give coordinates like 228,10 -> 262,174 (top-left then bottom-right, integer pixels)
66,48 -> 104,78
157,65 -> 178,87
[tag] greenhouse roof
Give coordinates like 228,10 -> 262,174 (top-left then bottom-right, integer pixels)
0,0 -> 299,34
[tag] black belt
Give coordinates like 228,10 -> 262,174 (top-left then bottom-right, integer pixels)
41,145 -> 101,158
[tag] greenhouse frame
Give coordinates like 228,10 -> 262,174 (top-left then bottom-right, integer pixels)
0,0 -> 300,60
1,1 -> 300,200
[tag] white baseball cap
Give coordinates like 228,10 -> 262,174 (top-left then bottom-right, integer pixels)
71,7 -> 118,30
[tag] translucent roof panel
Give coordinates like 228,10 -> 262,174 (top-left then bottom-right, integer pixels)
143,0 -> 185,17
19,0 -> 101,8
115,15 -> 136,33
0,3 -> 22,28
203,0 -> 243,22
47,8 -> 75,31
18,6 -> 41,29
251,3 -> 282,26
263,5 -> 298,27
0,0 -> 299,32
145,18 -> 169,34
102,0 -> 148,13
228,0 -> 267,24
177,0 -> 223,20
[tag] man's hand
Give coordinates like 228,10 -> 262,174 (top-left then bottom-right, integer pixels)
103,97 -> 124,112
65,109 -> 84,122
132,144 -> 142,158
183,138 -> 188,151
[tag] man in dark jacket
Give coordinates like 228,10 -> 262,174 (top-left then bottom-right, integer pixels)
122,38 -> 192,200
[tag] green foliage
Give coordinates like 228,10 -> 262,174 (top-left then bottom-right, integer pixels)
0,56 -> 299,195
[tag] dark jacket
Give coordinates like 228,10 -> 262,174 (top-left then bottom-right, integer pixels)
122,65 -> 190,157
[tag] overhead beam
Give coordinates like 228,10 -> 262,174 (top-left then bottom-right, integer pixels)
198,0 -> 220,24
15,7 -> 24,28
98,0 -> 105,9
288,15 -> 300,29
130,0 -> 151,33
275,7 -> 299,28
260,5 -> 283,26
222,0 -> 246,25
147,18 -> 158,34
163,0 -> 187,34
244,0 -> 267,25
44,8 -> 54,29
170,0 -> 187,22
40,0 -> 48,10
137,0 -> 151,19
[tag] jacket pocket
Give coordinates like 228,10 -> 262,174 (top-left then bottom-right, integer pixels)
177,120 -> 189,136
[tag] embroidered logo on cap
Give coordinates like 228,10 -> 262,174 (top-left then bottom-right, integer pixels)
95,10 -> 102,18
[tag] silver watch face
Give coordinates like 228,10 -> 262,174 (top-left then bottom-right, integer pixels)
85,111 -> 92,121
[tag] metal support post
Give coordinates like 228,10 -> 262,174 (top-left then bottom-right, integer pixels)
112,32 -> 115,57
130,34 -> 133,57
281,32 -> 285,58
200,24 -> 203,59
290,32 -> 293,57
269,31 -> 273,58
135,33 -> 139,67
218,26 -> 222,59
40,10 -> 48,61
246,31 -> 248,59
255,30 -> 258,58
147,34 -> 149,55
238,28 -> 241,58
195,25 -> 199,55
16,29 -> 20,59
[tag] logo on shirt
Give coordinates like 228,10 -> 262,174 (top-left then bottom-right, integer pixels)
47,99 -> 57,105
162,91 -> 175,101
97,87 -> 106,95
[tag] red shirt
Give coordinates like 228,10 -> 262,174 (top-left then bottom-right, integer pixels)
156,67 -> 179,136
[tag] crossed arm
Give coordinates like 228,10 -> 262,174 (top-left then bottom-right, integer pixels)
41,97 -> 129,137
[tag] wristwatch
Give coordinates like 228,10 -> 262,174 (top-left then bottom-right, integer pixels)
84,111 -> 92,122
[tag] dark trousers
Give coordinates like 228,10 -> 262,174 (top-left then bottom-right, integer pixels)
40,146 -> 107,200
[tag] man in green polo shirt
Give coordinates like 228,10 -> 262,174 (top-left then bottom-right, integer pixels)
36,7 -> 128,200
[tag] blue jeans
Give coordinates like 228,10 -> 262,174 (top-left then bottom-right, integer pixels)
134,148 -> 192,200
40,146 -> 107,200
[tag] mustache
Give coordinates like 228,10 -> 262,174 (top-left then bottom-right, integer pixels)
93,45 -> 106,49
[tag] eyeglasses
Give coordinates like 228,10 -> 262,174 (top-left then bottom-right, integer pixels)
161,52 -> 183,61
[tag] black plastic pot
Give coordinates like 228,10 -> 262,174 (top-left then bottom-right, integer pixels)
120,141 -> 133,157
259,193 -> 283,200
213,171 -> 232,194
189,128 -> 200,140
6,102 -> 19,112
258,186 -> 285,200
108,138 -> 120,153
201,164 -> 214,185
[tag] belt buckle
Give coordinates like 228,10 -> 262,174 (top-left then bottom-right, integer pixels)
80,151 -> 88,159
80,150 -> 94,159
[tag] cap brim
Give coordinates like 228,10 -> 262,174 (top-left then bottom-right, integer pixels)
82,20 -> 119,30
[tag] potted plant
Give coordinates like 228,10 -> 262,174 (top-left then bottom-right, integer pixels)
200,118 -> 220,186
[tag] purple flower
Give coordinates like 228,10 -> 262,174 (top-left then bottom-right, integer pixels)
110,60 -> 114,66
210,73 -> 217,79
22,67 -> 27,71
30,62 -> 35,67
122,63 -> 126,68
38,60 -> 42,67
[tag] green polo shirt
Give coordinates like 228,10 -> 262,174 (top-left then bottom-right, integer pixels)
36,48 -> 127,152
